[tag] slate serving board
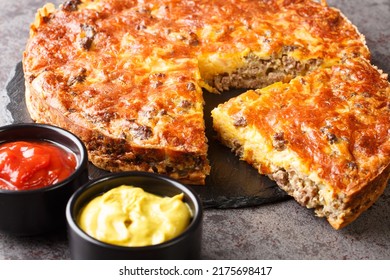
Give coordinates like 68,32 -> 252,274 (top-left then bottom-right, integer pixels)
6,62 -> 289,208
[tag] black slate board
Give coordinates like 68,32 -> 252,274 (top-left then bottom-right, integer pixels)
6,62 -> 289,208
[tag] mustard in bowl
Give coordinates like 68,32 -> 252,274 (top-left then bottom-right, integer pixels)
66,171 -> 203,260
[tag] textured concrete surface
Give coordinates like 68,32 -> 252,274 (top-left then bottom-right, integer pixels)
0,0 -> 389,260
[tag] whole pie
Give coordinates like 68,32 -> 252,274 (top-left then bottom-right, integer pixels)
23,0 -> 389,228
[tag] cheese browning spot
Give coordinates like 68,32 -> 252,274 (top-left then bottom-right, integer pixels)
67,67 -> 87,86
79,24 -> 95,50
62,0 -> 81,12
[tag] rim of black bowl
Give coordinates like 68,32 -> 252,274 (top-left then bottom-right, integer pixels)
66,171 -> 203,252
0,123 -> 88,194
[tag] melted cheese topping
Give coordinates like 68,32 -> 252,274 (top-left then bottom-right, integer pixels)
24,0 -> 369,126
23,0 -> 371,182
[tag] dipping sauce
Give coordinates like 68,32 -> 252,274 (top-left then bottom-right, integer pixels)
0,140 -> 77,191
78,185 -> 192,247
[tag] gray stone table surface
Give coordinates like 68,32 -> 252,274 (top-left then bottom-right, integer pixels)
0,0 -> 389,260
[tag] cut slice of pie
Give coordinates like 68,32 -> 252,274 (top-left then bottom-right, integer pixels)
211,57 -> 390,229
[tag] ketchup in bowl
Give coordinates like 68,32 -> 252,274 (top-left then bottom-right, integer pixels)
0,140 -> 77,191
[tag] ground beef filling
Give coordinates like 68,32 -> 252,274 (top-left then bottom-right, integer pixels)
210,53 -> 323,91
269,168 -> 346,221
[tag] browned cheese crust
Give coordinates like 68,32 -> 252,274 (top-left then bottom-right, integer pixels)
23,0 -> 371,188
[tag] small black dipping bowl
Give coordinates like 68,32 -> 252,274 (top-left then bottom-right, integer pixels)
0,123 -> 89,235
66,171 -> 203,260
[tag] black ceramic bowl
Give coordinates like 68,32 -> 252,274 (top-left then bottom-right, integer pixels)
66,171 -> 203,260
0,123 -> 89,235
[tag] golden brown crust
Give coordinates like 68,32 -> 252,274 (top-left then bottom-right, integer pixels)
25,78 -> 209,185
335,164 -> 389,229
23,0 -> 370,186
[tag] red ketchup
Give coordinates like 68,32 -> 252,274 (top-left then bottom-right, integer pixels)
0,140 -> 77,191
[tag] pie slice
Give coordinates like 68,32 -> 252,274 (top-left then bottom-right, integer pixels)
211,57 -> 390,229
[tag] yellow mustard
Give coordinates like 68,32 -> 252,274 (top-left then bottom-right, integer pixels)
77,185 -> 192,247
